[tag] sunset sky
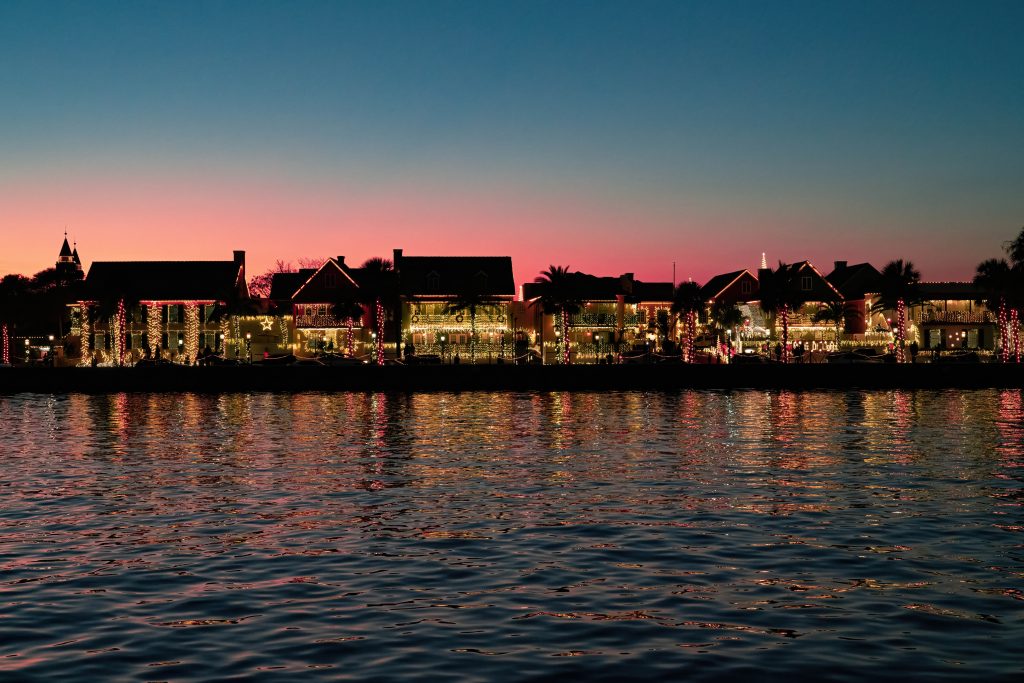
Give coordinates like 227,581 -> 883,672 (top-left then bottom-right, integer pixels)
2,0 -> 1022,287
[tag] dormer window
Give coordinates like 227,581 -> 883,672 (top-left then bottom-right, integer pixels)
426,271 -> 440,293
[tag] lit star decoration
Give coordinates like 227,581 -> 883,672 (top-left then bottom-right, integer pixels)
260,318 -> 274,332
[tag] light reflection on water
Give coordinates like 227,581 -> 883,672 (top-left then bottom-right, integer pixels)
0,390 -> 1022,680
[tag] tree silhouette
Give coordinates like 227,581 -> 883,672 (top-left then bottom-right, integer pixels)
670,282 -> 704,362
871,259 -> 921,363
531,266 -> 582,364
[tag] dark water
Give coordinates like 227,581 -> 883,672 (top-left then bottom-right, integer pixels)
1,390 -> 1022,681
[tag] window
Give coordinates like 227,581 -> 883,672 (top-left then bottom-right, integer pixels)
167,305 -> 179,323
426,271 -> 440,293
323,271 -> 338,288
474,271 -> 488,291
801,275 -> 812,291
741,280 -> 752,295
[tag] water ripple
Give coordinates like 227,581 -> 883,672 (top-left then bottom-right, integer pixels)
0,390 -> 1022,680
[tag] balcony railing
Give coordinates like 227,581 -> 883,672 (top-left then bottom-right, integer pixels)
408,313 -> 508,326
295,314 -> 362,329
919,310 -> 994,325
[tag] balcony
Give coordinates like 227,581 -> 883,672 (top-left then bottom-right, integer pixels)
919,310 -> 995,325
295,314 -> 362,329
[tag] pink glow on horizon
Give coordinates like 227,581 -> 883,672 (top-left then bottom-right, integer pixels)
0,174 -> 983,288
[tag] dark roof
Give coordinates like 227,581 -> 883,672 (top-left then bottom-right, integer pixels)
85,260 -> 244,302
269,269 -> 316,300
632,281 -> 673,301
826,262 -> 881,298
699,270 -> 746,300
919,282 -> 982,300
397,256 -> 515,297
72,246 -> 81,265
59,237 -> 72,258
521,272 -> 672,303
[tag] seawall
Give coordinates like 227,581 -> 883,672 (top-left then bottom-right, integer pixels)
2,363 -> 1023,393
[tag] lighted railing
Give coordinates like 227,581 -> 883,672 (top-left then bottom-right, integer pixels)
919,311 -> 994,324
408,313 -> 508,325
295,315 -> 362,329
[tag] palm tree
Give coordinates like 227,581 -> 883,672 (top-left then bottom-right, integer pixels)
358,257 -> 396,365
330,294 -> 364,358
812,300 -> 846,346
710,300 -> 743,355
871,259 -> 921,363
91,284 -> 140,366
757,262 -> 805,363
670,281 -> 704,362
443,282 -> 501,364
974,258 -> 1014,362
531,266 -> 582,364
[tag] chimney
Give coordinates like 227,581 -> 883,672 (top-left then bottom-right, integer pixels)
619,273 -> 634,294
834,260 -> 847,272
393,248 -> 403,267
337,256 -> 345,266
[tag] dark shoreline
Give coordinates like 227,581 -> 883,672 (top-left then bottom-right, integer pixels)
2,363 -> 1023,393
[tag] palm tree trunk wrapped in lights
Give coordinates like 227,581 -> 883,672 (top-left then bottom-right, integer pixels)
375,299 -> 385,365
80,304 -> 91,364
1013,308 -> 1021,363
116,299 -> 127,366
686,310 -> 696,363
1,324 -> 8,364
998,301 -> 1008,362
780,303 -> 790,363
894,298 -> 906,363
346,318 -> 355,356
562,310 -> 570,364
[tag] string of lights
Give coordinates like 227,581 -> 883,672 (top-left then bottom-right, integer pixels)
998,300 -> 1008,363
185,304 -> 200,362
895,299 -> 906,363
147,304 -> 162,356
80,304 -> 91,365
375,299 -> 385,365
1,323 -> 8,364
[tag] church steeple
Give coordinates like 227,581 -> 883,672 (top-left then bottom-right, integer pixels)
56,230 -> 83,280
58,230 -> 73,262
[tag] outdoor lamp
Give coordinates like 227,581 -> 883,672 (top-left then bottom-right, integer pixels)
48,335 -> 54,342
219,333 -> 225,340
24,339 -> 29,347
245,332 -> 252,340
178,338 -> 183,346
440,335 -> 445,342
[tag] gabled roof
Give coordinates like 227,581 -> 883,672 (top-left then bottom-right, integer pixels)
268,270 -> 314,300
84,258 -> 245,302
826,262 -> 881,298
291,258 -> 362,303
759,260 -> 843,301
699,269 -> 760,302
397,256 -> 515,297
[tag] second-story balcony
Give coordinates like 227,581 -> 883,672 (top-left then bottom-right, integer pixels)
295,314 -> 363,329
568,312 -> 643,328
919,310 -> 995,325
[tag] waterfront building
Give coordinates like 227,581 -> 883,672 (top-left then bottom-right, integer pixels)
267,257 -> 372,358
825,261 -> 882,337
522,272 -> 673,363
393,249 -> 516,362
72,251 -> 248,365
911,282 -> 997,350
756,260 -> 845,343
